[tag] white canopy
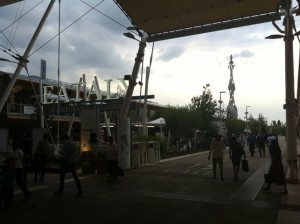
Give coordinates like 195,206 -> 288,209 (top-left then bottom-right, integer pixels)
146,117 -> 165,126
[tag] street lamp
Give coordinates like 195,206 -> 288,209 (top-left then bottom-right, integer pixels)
245,105 -> 251,131
219,91 -> 226,135
123,32 -> 140,42
265,2 -> 298,181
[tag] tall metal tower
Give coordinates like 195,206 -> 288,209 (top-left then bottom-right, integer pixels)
227,55 -> 238,118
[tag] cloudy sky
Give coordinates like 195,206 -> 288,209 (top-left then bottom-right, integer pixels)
1,0 -> 300,123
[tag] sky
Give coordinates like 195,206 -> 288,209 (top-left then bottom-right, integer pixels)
1,0 -> 300,124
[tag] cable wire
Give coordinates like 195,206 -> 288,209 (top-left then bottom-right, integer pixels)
23,65 -> 57,148
29,0 -> 105,57
0,0 -> 45,56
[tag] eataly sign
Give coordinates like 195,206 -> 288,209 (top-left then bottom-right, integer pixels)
42,76 -> 129,104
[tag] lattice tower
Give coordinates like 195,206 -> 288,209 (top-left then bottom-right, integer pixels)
227,55 -> 238,118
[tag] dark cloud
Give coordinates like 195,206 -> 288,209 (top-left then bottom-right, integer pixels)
0,0 -> 135,81
156,45 -> 185,62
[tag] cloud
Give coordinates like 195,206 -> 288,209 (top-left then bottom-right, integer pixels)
233,49 -> 255,59
1,0 -> 299,123
156,45 -> 185,62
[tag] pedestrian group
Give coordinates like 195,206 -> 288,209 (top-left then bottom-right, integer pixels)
208,132 -> 288,194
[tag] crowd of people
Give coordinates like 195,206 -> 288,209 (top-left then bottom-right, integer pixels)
0,130 -> 287,208
0,132 -> 125,208
208,132 -> 288,194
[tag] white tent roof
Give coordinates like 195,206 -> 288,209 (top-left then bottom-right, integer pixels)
146,117 -> 166,126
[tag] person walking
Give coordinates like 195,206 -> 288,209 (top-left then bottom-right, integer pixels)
266,133 -> 277,156
33,133 -> 50,182
263,139 -> 288,194
0,158 -> 15,207
256,134 -> 266,157
247,133 -> 256,157
11,141 -> 31,201
238,133 -> 246,150
19,132 -> 33,182
229,135 -> 245,180
54,135 -> 82,196
208,134 -> 225,181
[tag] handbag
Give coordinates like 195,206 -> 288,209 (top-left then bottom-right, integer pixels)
242,159 -> 249,172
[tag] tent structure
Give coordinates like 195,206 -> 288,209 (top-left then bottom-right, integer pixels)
146,117 -> 166,138
113,0 -> 299,177
146,117 -> 166,126
114,0 -> 281,42
0,0 -> 23,7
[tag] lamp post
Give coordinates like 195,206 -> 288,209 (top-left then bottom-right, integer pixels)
265,1 -> 298,181
219,91 -> 226,135
117,30 -> 148,169
245,105 -> 251,131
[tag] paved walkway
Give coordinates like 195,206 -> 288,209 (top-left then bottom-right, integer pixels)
1,136 -> 299,224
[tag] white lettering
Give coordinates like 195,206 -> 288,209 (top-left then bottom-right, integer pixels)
42,76 -> 127,104
117,78 -> 128,90
43,86 -> 53,104
104,79 -> 112,99
72,82 -> 84,102
58,85 -> 69,102
87,80 -> 102,101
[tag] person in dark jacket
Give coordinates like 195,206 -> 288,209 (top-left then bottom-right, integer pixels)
19,132 -> 33,182
0,158 -> 15,207
229,135 -> 245,180
247,133 -> 256,157
54,135 -> 82,196
256,134 -> 266,157
263,139 -> 288,194
33,133 -> 50,182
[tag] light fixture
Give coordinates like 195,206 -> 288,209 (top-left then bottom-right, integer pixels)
123,32 -> 140,42
265,34 -> 285,39
124,75 -> 131,80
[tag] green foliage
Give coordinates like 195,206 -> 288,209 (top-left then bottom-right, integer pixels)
160,86 -> 219,146
162,105 -> 191,140
247,114 -> 269,134
225,118 -> 245,136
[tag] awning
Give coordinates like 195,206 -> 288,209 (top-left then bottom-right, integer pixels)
114,0 -> 282,42
0,0 -> 23,7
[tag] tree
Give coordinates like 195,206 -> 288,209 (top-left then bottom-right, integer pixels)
247,114 -> 270,134
162,105 -> 191,141
225,118 -> 245,136
189,85 -> 218,141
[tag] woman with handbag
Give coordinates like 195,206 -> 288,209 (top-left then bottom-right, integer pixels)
208,134 -> 225,181
263,139 -> 288,194
229,135 -> 245,180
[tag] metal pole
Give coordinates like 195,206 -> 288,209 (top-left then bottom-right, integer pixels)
119,32 -> 148,118
0,0 -> 56,112
219,91 -> 225,135
142,66 -> 150,135
284,0 -> 298,181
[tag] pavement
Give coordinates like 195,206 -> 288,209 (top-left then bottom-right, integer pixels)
1,136 -> 300,224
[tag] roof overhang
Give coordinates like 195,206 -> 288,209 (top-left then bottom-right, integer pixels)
0,0 -> 23,7
114,0 -> 282,42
